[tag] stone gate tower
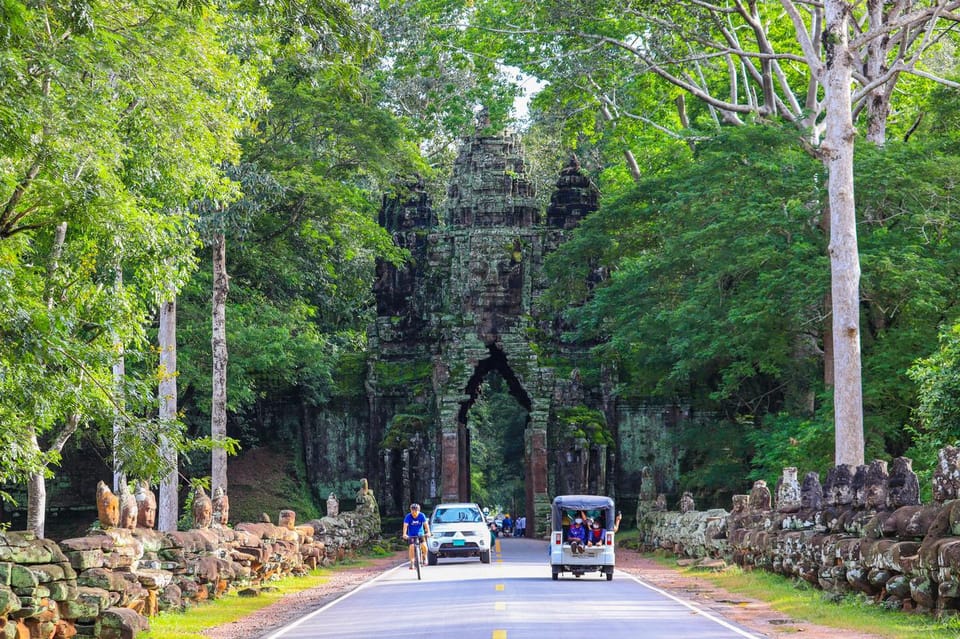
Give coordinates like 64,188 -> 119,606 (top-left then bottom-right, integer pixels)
368,118 -> 604,534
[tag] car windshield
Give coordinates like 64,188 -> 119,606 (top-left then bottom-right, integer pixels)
433,507 -> 482,523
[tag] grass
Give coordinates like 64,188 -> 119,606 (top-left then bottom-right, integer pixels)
644,551 -> 960,639
142,549 -> 396,639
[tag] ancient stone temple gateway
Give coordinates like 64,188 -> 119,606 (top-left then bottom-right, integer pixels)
363,116 -> 685,533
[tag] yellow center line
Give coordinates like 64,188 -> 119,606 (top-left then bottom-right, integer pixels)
492,631 -> 507,639
495,584 -> 505,591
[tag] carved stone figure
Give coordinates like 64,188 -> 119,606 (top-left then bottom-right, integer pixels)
933,445 -> 960,504
135,480 -> 157,529
96,480 -> 120,529
192,486 -> 213,529
679,491 -> 695,513
823,464 -> 854,507
776,467 -> 802,513
654,493 -> 667,512
887,457 -> 920,509
748,480 -> 771,512
212,486 -> 230,527
800,472 -> 823,512
355,477 -> 378,515
639,466 -> 657,502
326,493 -> 339,517
279,509 -> 296,530
864,460 -> 889,511
851,464 -> 869,509
118,482 -> 138,530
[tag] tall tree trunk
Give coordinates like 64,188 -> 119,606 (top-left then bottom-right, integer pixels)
26,433 -> 46,538
824,0 -> 864,466
211,233 -> 229,496
112,257 -> 126,492
157,297 -> 179,532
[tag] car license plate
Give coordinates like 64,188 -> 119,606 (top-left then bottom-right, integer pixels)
453,539 -> 465,546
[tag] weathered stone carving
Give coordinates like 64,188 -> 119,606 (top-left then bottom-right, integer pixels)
135,480 -> 157,529
776,467 -> 801,514
748,480 -> 771,512
212,486 -> 230,527
851,464 -> 869,509
326,493 -> 339,517
679,491 -> 695,513
887,457 -> 920,509
800,472 -> 822,511
933,445 -> 960,504
654,493 -> 667,512
97,480 -> 120,529
824,464 -> 854,507
639,466 -> 657,502
864,460 -> 889,511
119,482 -> 138,530
191,486 -> 212,529
279,509 -> 296,530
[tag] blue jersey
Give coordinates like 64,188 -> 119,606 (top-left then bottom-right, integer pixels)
404,512 -> 427,536
567,524 -> 587,543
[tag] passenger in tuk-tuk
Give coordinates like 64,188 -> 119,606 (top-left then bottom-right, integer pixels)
566,517 -> 587,553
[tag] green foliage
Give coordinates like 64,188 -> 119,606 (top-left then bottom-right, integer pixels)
556,407 -> 613,448
467,373 -> 527,511
745,412 -> 835,489
381,408 -> 431,450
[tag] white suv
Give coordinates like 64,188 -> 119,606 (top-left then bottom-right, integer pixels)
426,502 -> 491,565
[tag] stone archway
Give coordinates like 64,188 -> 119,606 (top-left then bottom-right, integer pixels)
368,116 -> 601,535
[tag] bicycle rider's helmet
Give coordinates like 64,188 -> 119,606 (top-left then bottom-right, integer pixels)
410,503 -> 420,510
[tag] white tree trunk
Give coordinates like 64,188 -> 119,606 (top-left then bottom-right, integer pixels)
211,233 -> 229,496
113,259 -> 126,492
824,0 -> 864,466
26,432 -> 45,538
157,297 -> 179,532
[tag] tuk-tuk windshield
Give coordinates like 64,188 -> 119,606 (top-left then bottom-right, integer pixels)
551,495 -> 615,530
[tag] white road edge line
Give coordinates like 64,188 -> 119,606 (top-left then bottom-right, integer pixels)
263,562 -> 408,639
622,571 -> 762,639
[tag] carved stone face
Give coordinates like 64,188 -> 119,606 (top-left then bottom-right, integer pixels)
96,481 -> 120,529
117,489 -> 138,531
137,492 -> 157,529
193,490 -> 213,529
279,509 -> 296,530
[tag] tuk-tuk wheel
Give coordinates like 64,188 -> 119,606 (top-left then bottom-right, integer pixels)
551,568 -> 559,581
606,570 -> 614,581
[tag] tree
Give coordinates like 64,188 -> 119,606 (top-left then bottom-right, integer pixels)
462,0 -> 960,466
0,0 -> 263,533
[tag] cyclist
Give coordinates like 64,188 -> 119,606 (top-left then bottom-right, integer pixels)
402,502 -> 431,569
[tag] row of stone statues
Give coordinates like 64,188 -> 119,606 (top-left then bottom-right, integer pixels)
94,478 -> 370,532
96,481 -> 230,531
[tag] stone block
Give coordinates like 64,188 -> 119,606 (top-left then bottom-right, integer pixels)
63,551 -> 104,572
99,607 -> 148,639
47,580 -> 78,603
59,537 -> 115,554
0,584 -> 21,616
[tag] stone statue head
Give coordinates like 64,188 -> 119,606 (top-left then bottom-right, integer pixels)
192,486 -> 213,529
864,460 -> 889,511
119,483 -> 138,530
776,467 -> 801,513
135,480 -> 157,529
212,486 -> 230,527
748,480 -> 771,512
279,509 -> 296,530
851,465 -> 868,509
96,480 -> 120,529
933,446 -> 960,504
800,472 -> 823,511
887,456 -> 920,509
824,464 -> 854,507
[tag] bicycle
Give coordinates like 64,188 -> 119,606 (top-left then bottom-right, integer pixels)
405,533 -> 427,580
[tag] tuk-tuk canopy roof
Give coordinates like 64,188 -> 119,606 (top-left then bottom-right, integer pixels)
551,494 -> 616,529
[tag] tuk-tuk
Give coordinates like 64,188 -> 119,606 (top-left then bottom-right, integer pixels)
549,494 -> 616,580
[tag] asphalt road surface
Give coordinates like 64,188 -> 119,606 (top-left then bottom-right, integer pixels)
264,537 -> 762,639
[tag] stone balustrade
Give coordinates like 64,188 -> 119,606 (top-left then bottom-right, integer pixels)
0,484 -> 381,638
635,446 -> 960,615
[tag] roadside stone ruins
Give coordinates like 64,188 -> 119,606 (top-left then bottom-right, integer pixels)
0,480 -> 381,638
636,445 -> 960,616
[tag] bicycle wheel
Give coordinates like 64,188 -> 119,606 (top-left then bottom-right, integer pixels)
414,540 -> 421,580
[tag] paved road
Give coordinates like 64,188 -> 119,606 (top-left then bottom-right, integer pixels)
264,537 -> 762,639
